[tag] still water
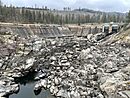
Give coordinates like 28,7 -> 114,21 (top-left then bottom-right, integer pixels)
9,72 -> 55,98
10,82 -> 55,98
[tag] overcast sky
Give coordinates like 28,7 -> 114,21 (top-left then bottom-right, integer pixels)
1,0 -> 130,12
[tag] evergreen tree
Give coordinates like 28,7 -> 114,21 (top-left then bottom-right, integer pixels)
37,11 -> 42,23
0,0 -> 3,21
117,15 -> 120,23
111,15 -> 116,22
65,14 -> 69,24
0,1 -> 126,24
101,14 -> 107,23
0,0 -> 2,14
126,10 -> 130,23
28,11 -> 33,23
32,11 -> 35,22
71,14 -> 75,23
85,15 -> 90,23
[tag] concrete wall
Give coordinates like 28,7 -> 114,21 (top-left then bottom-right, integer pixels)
0,24 -> 101,38
68,26 -> 101,37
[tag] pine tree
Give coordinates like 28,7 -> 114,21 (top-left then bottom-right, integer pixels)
28,11 -> 33,23
85,15 -> 90,23
42,11 -> 44,23
71,14 -> 75,23
111,15 -> 116,22
50,13 -> 54,24
32,11 -> 35,22
101,14 -> 107,23
36,11 -> 42,23
0,0 -> 3,21
117,15 -> 120,23
24,10 -> 29,22
78,15 -> 81,25
65,14 -> 69,24
126,10 -> 130,23
0,0 -> 2,12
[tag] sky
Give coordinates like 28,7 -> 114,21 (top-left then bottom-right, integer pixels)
1,0 -> 130,12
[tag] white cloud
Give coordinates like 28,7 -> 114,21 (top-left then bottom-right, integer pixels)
63,0 -> 77,4
71,0 -> 130,12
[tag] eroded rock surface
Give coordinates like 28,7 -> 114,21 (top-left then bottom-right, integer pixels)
33,37 -> 130,98
0,25 -> 130,98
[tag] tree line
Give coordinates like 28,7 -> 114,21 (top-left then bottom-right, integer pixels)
0,0 -> 125,24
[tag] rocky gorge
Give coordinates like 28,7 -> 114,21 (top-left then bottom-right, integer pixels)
0,24 -> 130,98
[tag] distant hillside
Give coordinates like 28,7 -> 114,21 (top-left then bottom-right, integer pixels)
50,8 -> 126,24
74,8 -> 103,14
74,8 -> 126,16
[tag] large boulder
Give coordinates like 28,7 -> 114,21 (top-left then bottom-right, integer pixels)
0,83 -> 19,97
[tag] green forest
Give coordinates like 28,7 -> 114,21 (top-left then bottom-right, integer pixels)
0,0 -> 126,24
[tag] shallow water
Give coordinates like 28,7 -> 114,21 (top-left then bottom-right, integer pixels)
10,82 -> 55,98
9,72 -> 55,98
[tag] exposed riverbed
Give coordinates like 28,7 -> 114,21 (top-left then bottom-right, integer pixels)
1,28 -> 130,98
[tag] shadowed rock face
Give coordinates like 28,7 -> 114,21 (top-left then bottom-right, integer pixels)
0,32 -> 36,97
